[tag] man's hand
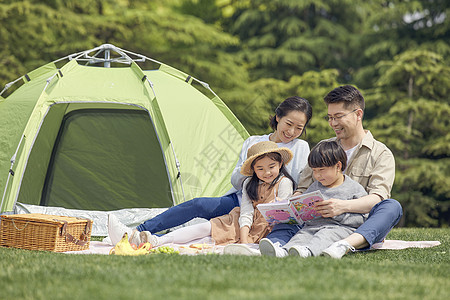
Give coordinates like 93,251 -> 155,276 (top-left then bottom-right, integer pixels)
314,198 -> 348,218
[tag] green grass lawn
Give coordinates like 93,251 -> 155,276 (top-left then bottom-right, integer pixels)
1,228 -> 448,300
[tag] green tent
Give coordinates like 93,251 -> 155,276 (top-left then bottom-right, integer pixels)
0,44 -> 248,232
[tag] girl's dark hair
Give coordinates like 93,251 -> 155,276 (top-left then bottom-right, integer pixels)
269,96 -> 313,137
246,152 -> 296,201
308,141 -> 347,171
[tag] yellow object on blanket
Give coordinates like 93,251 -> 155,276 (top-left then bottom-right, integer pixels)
189,243 -> 213,250
109,233 -> 152,256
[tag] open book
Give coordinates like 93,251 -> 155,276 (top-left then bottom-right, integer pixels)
257,190 -> 324,225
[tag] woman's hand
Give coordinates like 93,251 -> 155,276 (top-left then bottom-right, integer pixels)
314,198 -> 347,218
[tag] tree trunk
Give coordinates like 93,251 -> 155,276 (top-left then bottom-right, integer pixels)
404,76 -> 414,159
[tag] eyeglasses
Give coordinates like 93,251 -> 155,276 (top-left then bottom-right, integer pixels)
324,109 -> 358,122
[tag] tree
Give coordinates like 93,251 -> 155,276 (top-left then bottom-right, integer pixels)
223,0 -> 360,81
0,0 -> 249,100
353,0 -> 450,88
366,50 -> 450,226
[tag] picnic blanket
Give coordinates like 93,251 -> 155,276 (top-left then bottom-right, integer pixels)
64,239 -> 441,255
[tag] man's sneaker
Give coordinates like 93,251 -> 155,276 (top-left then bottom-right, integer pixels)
223,244 -> 261,256
139,231 -> 160,248
321,240 -> 355,259
259,238 -> 288,257
288,245 -> 312,258
108,214 -> 133,245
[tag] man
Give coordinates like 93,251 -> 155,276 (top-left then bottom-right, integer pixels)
259,85 -> 403,258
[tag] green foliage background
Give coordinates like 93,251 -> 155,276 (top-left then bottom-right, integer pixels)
0,0 -> 449,227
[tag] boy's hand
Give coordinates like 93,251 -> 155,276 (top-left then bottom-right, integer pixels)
314,198 -> 347,218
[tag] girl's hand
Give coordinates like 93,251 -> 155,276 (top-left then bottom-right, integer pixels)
275,197 -> 287,203
240,237 -> 249,244
292,191 -> 302,197
314,198 -> 347,218
239,226 -> 250,244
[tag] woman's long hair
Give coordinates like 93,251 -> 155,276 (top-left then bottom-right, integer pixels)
245,152 -> 296,201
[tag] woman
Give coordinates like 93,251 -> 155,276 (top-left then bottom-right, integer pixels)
108,96 -> 313,245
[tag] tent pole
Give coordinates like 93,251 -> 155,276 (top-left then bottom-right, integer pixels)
0,135 -> 24,213
0,170 -> 13,212
104,49 -> 110,68
170,142 -> 186,203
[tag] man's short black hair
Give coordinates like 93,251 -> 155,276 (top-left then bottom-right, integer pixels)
324,85 -> 365,111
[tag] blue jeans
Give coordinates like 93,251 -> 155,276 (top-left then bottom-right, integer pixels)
136,193 -> 240,233
355,198 -> 403,248
266,198 -> 403,248
265,223 -> 303,245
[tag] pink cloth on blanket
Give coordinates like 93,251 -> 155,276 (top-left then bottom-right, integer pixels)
371,240 -> 441,250
64,240 -> 441,255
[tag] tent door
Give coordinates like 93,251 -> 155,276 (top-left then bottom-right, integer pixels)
40,108 -> 173,210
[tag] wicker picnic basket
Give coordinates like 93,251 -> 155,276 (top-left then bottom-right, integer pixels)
0,213 -> 92,252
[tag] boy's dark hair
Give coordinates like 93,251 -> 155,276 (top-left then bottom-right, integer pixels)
324,85 -> 365,111
308,141 -> 347,171
269,96 -> 313,137
245,152 -> 296,201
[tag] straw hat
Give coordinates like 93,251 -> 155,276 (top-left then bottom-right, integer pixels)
240,141 -> 293,176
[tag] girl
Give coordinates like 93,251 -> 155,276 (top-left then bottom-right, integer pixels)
259,140 -> 368,257
108,96 -> 313,246
112,141 -> 296,248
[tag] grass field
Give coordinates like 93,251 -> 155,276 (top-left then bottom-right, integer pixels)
1,228 -> 448,300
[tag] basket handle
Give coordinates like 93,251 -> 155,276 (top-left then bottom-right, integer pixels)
56,218 -> 92,247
